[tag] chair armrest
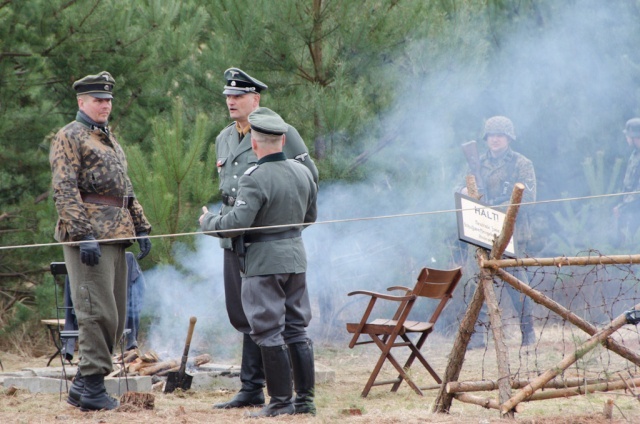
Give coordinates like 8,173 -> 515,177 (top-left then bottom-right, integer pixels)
386,285 -> 412,294
347,290 -> 414,302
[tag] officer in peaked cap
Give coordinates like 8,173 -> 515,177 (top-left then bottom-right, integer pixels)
223,67 -> 268,95
613,117 -> 640,245
201,106 -> 318,417
207,68 -> 318,413
73,71 -> 116,99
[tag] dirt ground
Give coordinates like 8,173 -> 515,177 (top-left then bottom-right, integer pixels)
0,334 -> 638,424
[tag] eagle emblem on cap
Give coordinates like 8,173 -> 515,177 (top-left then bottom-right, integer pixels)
229,70 -> 239,77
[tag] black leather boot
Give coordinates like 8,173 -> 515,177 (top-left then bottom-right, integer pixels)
289,339 -> 316,415
214,334 -> 265,409
249,345 -> 294,418
79,374 -> 119,411
67,369 -> 84,407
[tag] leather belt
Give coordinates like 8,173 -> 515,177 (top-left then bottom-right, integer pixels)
80,192 -> 131,208
244,228 -> 301,244
222,193 -> 236,206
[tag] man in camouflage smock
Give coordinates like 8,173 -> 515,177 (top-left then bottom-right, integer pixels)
613,118 -> 640,245
50,71 -> 152,411
201,107 -> 318,417
211,68 -> 318,410
462,116 -> 537,347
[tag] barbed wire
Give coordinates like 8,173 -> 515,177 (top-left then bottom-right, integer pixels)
1,189 -> 638,252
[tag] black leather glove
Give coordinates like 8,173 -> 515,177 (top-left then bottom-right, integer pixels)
136,232 -> 152,260
79,236 -> 101,266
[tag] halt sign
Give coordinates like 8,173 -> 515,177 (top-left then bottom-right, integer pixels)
455,192 -> 516,258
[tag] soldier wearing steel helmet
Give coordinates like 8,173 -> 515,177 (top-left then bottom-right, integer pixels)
613,118 -> 640,245
211,68 -> 318,412
462,115 -> 537,347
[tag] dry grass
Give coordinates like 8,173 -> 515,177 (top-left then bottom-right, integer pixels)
0,332 -> 639,424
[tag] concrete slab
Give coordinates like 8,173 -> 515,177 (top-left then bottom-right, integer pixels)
198,363 -> 240,374
105,376 -> 152,396
23,366 -> 77,380
1,375 -> 151,396
191,372 -> 241,391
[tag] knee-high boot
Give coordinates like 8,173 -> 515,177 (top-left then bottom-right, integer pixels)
214,333 -> 265,409
249,345 -> 294,418
289,339 -> 316,415
79,374 -> 119,411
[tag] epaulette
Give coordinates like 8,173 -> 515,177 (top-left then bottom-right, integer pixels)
245,165 -> 260,175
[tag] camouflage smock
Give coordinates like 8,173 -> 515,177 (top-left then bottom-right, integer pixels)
50,120 -> 151,244
214,122 -> 318,249
477,147 -> 536,245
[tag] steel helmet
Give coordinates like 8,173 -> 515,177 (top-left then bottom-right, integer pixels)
624,118 -> 640,137
482,116 -> 516,141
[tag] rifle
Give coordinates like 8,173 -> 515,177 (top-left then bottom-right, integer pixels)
461,140 -> 484,198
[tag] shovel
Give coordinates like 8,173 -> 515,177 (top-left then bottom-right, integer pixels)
164,316 -> 197,393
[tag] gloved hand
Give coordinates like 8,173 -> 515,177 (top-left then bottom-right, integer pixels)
136,232 -> 152,260
79,236 -> 101,266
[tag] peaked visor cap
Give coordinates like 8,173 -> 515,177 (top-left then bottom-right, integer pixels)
249,107 -> 288,136
624,118 -> 640,137
223,67 -> 268,95
73,71 -> 115,99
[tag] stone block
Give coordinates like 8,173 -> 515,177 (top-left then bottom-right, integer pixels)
105,376 -> 152,396
3,377 -> 69,394
191,371 -> 241,391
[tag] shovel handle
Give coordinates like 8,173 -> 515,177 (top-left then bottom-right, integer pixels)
178,316 -> 197,374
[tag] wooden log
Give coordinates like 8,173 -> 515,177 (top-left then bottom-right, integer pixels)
454,393 -> 524,413
139,360 -> 178,376
447,377 -> 615,393
500,302 -> 640,414
496,269 -> 640,366
157,366 -> 179,377
123,349 -> 139,364
525,377 -> 640,401
433,184 -> 522,415
481,253 -> 640,269
603,399 -> 614,419
192,353 -> 211,367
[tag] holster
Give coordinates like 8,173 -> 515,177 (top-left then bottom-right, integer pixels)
232,235 -> 247,273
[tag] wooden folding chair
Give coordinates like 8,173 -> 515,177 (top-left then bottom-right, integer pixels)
345,266 -> 462,397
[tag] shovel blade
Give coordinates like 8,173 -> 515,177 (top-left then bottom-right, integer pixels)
164,371 -> 193,393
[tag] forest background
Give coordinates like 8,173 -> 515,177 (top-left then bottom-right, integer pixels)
2,0 -> 640,356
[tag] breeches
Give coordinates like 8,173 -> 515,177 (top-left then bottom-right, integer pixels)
241,273 -> 311,347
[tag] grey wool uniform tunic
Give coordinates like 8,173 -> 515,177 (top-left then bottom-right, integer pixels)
201,152 -> 318,345
215,124 -> 318,250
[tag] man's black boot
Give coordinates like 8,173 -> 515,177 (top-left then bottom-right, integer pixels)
214,334 -> 265,409
79,374 -> 119,411
249,345 -> 294,418
67,369 -> 84,407
289,339 -> 316,415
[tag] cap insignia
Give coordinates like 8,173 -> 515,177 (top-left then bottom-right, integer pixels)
231,81 -> 236,87
229,71 -> 239,77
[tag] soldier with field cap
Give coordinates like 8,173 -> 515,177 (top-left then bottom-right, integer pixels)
211,67 -> 318,413
613,118 -> 640,245
201,107 -> 318,417
49,71 -> 152,411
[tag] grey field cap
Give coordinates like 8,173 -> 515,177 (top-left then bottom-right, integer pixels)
248,107 -> 288,136
73,71 -> 115,99
223,67 -> 268,96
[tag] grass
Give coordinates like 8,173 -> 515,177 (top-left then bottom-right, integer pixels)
0,329 -> 639,423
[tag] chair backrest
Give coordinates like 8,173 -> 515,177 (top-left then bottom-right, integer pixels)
411,267 -> 462,325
